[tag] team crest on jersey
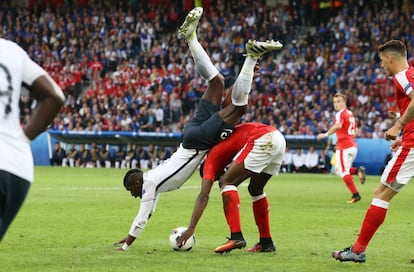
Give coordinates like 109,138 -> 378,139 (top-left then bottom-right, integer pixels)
220,128 -> 234,140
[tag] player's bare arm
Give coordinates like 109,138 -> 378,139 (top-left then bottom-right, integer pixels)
176,179 -> 214,246
386,92 -> 414,140
24,75 -> 64,140
317,123 -> 342,140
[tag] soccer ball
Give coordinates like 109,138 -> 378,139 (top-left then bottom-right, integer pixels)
169,227 -> 195,251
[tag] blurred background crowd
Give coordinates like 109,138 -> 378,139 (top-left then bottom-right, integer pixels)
2,0 -> 412,168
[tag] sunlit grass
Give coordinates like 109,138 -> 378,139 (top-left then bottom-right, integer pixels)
1,167 -> 414,271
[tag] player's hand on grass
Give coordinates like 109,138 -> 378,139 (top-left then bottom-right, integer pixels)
114,246 -> 124,251
113,237 -> 127,251
113,235 -> 136,251
176,227 -> 194,247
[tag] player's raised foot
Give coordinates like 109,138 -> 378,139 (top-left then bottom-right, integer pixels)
214,239 -> 246,254
347,194 -> 361,204
357,166 -> 366,184
246,39 -> 283,58
246,242 -> 276,253
332,246 -> 366,263
178,7 -> 203,40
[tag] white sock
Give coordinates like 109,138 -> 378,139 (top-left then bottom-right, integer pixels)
231,56 -> 257,106
187,36 -> 219,81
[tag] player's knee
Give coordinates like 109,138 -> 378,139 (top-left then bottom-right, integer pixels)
209,73 -> 225,91
248,184 -> 264,196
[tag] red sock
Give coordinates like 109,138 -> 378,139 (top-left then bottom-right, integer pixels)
350,167 -> 357,175
352,202 -> 388,253
343,174 -> 358,194
222,186 -> 241,233
252,195 -> 271,238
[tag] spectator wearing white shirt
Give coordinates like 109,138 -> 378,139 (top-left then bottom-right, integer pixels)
281,146 -> 293,173
305,146 -> 319,173
292,149 -> 306,173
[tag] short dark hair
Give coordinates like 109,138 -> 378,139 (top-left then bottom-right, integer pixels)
334,92 -> 346,101
123,169 -> 143,187
378,40 -> 407,57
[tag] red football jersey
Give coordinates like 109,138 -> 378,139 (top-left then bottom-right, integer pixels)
202,122 -> 276,181
394,66 -> 414,148
334,108 -> 357,150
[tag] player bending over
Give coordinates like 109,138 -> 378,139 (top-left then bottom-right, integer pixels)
177,122 -> 286,253
113,7 -> 282,251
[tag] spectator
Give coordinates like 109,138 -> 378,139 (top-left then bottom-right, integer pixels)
292,149 -> 306,173
113,145 -> 126,168
158,146 -> 172,163
75,144 -> 93,168
50,142 -> 66,166
304,146 -> 319,173
147,144 -> 159,169
121,144 -> 136,169
98,145 -> 111,168
281,146 -> 293,173
7,0 -> 411,140
317,150 -> 331,173
62,143 -> 78,167
89,142 -> 100,168
133,145 -> 150,170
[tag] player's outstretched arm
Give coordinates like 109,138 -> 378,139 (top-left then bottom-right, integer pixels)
176,179 -> 214,246
114,196 -> 155,251
317,123 -> 342,140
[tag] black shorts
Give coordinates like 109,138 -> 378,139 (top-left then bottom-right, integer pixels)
182,99 -> 234,150
0,170 -> 31,240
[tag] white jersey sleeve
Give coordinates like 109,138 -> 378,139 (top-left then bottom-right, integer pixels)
21,52 -> 47,85
22,53 -> 64,100
128,181 -> 157,238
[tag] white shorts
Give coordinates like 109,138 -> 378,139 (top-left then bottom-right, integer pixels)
335,146 -> 357,177
234,130 -> 286,176
381,146 -> 414,192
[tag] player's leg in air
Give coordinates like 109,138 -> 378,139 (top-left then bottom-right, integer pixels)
179,7 -> 233,150
179,7 -> 283,150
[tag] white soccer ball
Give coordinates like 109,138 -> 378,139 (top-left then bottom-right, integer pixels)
169,227 -> 195,251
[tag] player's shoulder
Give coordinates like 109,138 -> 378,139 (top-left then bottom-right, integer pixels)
406,66 -> 414,80
0,38 -> 24,53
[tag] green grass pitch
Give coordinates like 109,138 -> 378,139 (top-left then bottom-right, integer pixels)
1,167 -> 414,272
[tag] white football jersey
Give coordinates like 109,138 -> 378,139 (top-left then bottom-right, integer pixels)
143,144 -> 207,198
128,144 -> 207,238
0,38 -> 48,182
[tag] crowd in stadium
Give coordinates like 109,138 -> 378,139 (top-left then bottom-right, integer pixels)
1,0 -> 412,168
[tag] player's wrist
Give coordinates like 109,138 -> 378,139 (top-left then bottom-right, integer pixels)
121,242 -> 129,250
324,133 -> 329,137
397,119 -> 405,129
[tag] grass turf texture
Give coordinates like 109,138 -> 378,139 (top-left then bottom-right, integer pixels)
1,167 -> 414,272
